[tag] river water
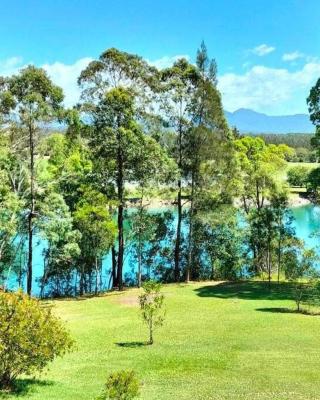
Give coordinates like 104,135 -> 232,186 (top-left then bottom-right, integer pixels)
5,204 -> 320,296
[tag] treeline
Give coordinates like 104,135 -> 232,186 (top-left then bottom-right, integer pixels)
0,44 -> 319,297
251,133 -> 316,162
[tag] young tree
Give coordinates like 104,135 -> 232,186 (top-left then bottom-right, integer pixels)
0,290 -> 73,390
284,246 -> 318,311
0,67 -> 64,295
139,280 -> 165,345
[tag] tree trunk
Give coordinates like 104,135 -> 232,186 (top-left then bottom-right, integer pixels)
174,120 -> 183,282
117,129 -> 124,290
95,256 -> 98,295
137,227 -> 142,288
111,246 -> 117,288
186,172 -> 195,282
149,320 -> 153,345
277,225 -> 282,284
174,181 -> 182,282
27,123 -> 35,296
137,195 -> 143,288
267,242 -> 271,289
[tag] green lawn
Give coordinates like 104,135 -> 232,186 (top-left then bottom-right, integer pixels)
5,282 -> 320,400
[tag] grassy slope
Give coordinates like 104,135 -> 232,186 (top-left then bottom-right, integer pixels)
7,282 -> 320,400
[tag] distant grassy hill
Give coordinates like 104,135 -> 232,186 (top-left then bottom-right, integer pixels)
12,282 -> 320,400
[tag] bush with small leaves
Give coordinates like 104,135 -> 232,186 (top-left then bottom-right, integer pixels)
97,370 -> 140,400
0,290 -> 74,390
139,280 -> 165,345
287,165 -> 309,188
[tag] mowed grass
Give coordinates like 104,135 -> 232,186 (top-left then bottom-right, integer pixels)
5,281 -> 320,400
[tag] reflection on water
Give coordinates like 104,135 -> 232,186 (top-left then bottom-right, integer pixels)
5,204 -> 320,295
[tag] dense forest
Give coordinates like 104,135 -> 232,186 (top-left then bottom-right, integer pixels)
0,43 -> 320,298
252,133 -> 316,161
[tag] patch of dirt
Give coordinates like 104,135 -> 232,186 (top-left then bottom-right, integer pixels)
116,293 -> 140,307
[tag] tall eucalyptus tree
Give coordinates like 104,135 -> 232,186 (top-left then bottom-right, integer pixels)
160,59 -> 198,281
0,66 -> 64,294
78,48 -> 167,289
185,42 -> 231,281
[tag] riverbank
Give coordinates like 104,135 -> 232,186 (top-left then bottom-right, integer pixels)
126,192 -> 311,210
288,192 -> 311,208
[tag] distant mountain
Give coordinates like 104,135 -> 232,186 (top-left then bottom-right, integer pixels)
225,108 -> 314,134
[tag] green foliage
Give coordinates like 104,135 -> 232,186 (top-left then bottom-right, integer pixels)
235,136 -> 289,211
0,290 -> 73,390
287,165 -> 309,187
284,244 -> 319,311
74,189 -> 116,294
256,133 -> 313,151
98,370 -> 140,400
139,281 -> 165,345
37,191 -> 81,297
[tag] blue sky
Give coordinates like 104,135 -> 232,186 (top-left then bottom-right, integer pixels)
1,0 -> 320,115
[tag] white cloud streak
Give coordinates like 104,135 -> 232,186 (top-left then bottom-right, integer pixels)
282,51 -> 304,62
251,44 -> 275,56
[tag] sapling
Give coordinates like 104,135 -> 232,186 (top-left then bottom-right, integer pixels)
138,280 -> 165,345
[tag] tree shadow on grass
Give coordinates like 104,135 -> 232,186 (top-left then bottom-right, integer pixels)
256,307 -> 320,316
115,341 -> 149,348
194,281 -> 294,301
255,307 -> 297,314
0,379 -> 53,398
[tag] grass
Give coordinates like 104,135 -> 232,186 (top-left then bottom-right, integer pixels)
4,281 -> 320,400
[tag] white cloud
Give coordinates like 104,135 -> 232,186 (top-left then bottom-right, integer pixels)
0,56 -> 24,76
0,56 -> 92,107
147,55 -> 190,69
251,44 -> 275,56
218,62 -> 320,115
2,54 -> 320,115
282,51 -> 304,62
42,58 -> 92,106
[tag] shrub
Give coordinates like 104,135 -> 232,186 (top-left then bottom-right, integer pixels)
98,370 -> 140,400
138,280 -> 165,345
0,290 -> 73,390
287,165 -> 309,187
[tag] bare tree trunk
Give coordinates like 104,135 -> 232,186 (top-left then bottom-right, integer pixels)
174,120 -> 183,282
111,246 -> 117,288
137,224 -> 142,288
117,129 -> 124,290
277,223 -> 282,284
149,319 -> 153,345
174,181 -> 182,282
95,256 -> 98,295
137,193 -> 144,288
186,172 -> 195,282
27,122 -> 35,296
267,242 -> 271,289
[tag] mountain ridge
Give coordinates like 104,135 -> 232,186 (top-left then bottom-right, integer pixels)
225,108 -> 314,134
